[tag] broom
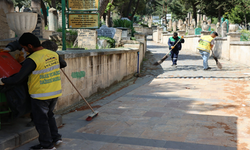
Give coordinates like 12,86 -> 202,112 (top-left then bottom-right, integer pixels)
153,37 -> 183,66
211,50 -> 222,69
61,69 -> 98,121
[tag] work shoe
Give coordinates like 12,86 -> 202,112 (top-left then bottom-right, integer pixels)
54,139 -> 63,146
204,67 -> 212,70
30,144 -> 56,150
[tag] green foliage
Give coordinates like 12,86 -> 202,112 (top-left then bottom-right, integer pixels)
130,37 -> 136,40
226,0 -> 250,24
66,41 -> 79,49
138,22 -> 148,27
113,19 -> 132,28
56,28 -> 78,36
240,30 -> 250,41
98,36 -> 116,48
45,25 -> 48,30
212,18 -> 218,24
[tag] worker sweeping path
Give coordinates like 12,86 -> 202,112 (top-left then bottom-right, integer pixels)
153,32 -> 184,66
197,31 -> 222,70
0,33 -> 67,150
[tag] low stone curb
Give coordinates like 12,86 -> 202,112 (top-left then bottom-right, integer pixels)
0,115 -> 62,150
156,76 -> 250,80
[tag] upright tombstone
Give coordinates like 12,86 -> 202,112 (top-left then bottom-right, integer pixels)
221,21 -> 227,37
167,19 -> 172,31
15,6 -> 19,12
97,25 -> 116,38
173,21 -> 177,32
78,29 -> 97,49
48,7 -> 58,31
210,24 -> 216,31
203,15 -> 207,22
195,28 -> 202,35
225,19 -> 229,33
178,19 -> 183,29
188,24 -> 195,35
216,22 -> 222,37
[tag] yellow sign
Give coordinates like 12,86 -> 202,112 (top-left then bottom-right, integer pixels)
68,0 -> 99,11
68,14 -> 99,28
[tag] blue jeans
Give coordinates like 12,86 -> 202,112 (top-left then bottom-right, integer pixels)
199,50 -> 210,69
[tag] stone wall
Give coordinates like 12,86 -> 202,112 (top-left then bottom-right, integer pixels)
134,26 -> 153,35
158,31 -> 250,66
0,0 -> 15,41
55,43 -> 145,112
213,37 -> 229,60
230,42 -> 250,66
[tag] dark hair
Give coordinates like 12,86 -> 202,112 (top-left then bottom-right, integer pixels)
42,40 -> 58,52
173,32 -> 178,36
19,32 -> 41,48
212,31 -> 218,36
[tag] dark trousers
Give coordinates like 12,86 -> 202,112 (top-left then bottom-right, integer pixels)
170,50 -> 179,65
31,97 -> 61,148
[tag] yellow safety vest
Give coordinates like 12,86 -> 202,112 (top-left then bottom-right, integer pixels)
197,35 -> 214,52
28,49 -> 62,100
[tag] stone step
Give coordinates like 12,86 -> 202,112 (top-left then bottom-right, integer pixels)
0,115 -> 62,150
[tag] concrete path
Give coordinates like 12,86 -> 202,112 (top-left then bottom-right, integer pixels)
15,37 -> 250,150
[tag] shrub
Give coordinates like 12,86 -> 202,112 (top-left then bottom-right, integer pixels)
113,19 -> 132,28
98,36 -> 115,48
56,28 -> 77,35
240,29 -> 250,41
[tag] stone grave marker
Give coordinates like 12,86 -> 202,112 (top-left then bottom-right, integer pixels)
195,28 -> 202,35
221,21 -> 227,37
78,29 -> 97,49
216,26 -> 222,37
97,25 -> 116,38
173,21 -> 177,32
113,28 -> 122,44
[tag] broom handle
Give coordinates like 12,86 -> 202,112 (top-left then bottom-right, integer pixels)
169,36 -> 183,52
61,69 -> 95,112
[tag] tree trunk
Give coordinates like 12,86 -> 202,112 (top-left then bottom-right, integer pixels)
98,0 -> 110,17
126,0 -> 133,18
192,4 -> 197,27
245,14 -> 247,28
106,0 -> 114,27
131,0 -> 140,19
40,0 -> 48,26
218,7 -> 221,25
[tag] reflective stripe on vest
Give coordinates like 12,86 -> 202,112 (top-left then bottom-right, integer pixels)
197,35 -> 214,52
32,64 -> 60,74
30,90 -> 62,99
28,49 -> 62,100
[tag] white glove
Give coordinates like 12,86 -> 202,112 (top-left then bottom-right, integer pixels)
0,78 -> 4,85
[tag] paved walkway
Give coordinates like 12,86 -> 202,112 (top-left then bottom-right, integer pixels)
15,37 -> 250,150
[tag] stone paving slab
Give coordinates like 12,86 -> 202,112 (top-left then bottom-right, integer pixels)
13,37 -> 250,150
146,38 -> 250,79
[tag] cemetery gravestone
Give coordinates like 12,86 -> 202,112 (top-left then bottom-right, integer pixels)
97,25 -> 116,38
195,28 -> 202,35
78,29 -> 97,49
222,22 -> 227,37
173,21 -> 177,32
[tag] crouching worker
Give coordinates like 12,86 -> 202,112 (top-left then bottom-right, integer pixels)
168,32 -> 184,67
0,33 -> 67,150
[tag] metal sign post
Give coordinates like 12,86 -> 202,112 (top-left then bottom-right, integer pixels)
61,0 -> 100,50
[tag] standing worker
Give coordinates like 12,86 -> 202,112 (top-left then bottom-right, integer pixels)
168,32 -> 185,67
0,33 -> 67,150
197,32 -> 218,70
